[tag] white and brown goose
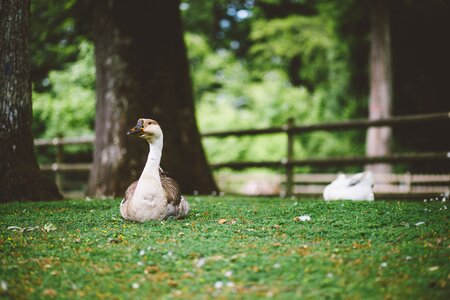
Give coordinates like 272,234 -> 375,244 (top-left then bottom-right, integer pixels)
120,118 -> 190,222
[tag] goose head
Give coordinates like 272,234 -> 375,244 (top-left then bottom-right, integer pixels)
127,118 -> 162,142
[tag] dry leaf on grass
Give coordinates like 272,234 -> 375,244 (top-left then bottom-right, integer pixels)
218,219 -> 227,224
43,223 -> 57,232
42,289 -> 57,297
7,226 -> 40,233
428,266 -> 439,272
7,226 -> 23,231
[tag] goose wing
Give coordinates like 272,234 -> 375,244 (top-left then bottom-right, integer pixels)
159,168 -> 182,206
348,172 -> 365,187
122,180 -> 138,205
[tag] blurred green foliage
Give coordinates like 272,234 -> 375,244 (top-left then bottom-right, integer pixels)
30,0 -> 84,92
183,1 -> 366,167
31,0 -> 449,172
33,41 -> 95,139
31,0 -> 365,169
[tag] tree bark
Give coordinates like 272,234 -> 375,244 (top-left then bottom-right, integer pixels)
366,0 -> 393,173
87,0 -> 218,197
0,0 -> 62,202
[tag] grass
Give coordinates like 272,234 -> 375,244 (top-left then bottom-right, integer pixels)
0,197 -> 449,299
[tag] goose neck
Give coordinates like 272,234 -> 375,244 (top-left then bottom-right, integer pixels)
140,137 -> 163,178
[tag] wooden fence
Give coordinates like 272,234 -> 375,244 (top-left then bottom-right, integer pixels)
35,112 -> 450,198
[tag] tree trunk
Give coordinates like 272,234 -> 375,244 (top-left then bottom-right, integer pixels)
366,0 -> 393,173
87,0 -> 218,197
0,0 -> 62,202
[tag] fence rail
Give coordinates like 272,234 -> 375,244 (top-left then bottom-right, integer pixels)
202,112 -> 450,137
34,135 -> 94,146
35,111 -> 450,198
210,152 -> 449,170
216,173 -> 449,198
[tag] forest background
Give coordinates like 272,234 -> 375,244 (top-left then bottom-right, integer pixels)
30,0 -> 450,179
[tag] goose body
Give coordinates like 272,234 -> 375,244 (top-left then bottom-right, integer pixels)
323,171 -> 374,201
120,118 -> 190,222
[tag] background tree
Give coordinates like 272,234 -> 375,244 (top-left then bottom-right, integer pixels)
390,0 -> 450,172
366,0 -> 392,173
0,0 -> 62,202
86,0 -> 218,196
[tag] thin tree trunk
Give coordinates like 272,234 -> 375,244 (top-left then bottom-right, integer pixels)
0,0 -> 62,202
366,0 -> 393,173
87,0 -> 218,197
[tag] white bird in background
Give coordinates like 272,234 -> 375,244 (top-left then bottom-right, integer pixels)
323,171 -> 375,201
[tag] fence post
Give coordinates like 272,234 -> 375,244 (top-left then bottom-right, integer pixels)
285,118 -> 295,197
55,134 -> 64,191
405,172 -> 412,193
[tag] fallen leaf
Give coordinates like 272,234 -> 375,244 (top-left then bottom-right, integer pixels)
144,265 -> 160,274
43,223 -> 57,232
251,266 -> 260,272
168,280 -> 178,287
149,272 -> 170,282
108,238 -> 123,244
42,289 -> 57,297
209,255 -> 224,261
26,226 -> 39,232
428,266 -> 439,272
218,219 -> 227,224
181,272 -> 195,279
352,241 -> 372,249
296,246 -> 310,256
7,226 -> 23,231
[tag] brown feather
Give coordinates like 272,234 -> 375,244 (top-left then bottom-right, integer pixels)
159,169 -> 182,205
122,181 -> 138,204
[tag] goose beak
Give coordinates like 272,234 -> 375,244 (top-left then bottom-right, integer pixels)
127,119 -> 144,135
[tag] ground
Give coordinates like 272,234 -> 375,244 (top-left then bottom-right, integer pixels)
0,197 -> 449,299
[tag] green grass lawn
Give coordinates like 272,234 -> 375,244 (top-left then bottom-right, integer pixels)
1,197 -> 449,299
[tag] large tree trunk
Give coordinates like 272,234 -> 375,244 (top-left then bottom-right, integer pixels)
87,0 -> 218,197
0,0 -> 62,202
366,0 -> 393,173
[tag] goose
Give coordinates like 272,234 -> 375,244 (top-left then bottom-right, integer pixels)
323,171 -> 375,201
120,118 -> 190,222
